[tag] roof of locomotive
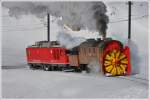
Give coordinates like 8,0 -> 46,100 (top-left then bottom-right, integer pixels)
79,38 -> 102,47
28,41 -> 62,48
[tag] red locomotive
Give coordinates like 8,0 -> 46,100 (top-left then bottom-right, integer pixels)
26,41 -> 69,71
26,38 -> 131,76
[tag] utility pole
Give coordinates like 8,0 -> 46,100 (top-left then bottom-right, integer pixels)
47,13 -> 50,41
128,1 -> 132,39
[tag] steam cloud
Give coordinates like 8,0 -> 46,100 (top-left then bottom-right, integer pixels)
57,31 -> 86,49
87,58 -> 101,74
125,40 -> 140,75
2,2 -> 109,36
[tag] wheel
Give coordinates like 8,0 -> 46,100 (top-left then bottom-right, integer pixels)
29,64 -> 36,70
75,68 -> 82,73
58,66 -> 64,71
51,66 -> 54,71
80,64 -> 87,71
43,64 -> 50,71
103,49 -> 128,76
59,67 -> 63,71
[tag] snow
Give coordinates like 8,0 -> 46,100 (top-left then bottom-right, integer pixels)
2,67 -> 148,98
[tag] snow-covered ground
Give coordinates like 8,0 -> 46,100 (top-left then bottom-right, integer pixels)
2,66 -> 148,98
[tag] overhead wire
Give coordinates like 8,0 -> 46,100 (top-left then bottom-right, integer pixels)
2,14 -> 148,32
2,23 -> 46,27
1,4 -> 148,32
110,15 -> 148,23
2,27 -> 47,32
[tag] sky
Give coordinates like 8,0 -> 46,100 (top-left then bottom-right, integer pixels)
1,1 -> 149,79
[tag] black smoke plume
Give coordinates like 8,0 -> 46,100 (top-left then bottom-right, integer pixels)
2,2 -> 109,37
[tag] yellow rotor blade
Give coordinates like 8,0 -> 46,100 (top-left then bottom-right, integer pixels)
111,67 -> 117,76
116,66 -> 121,75
104,61 -> 111,65
120,58 -> 128,64
120,64 -> 126,72
117,66 -> 124,74
105,54 -> 113,61
116,51 -> 120,59
119,53 -> 126,60
105,65 -> 114,72
104,62 -> 111,66
110,51 -> 115,58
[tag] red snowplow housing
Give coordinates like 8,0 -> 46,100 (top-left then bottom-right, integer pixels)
101,40 -> 131,76
26,47 -> 69,65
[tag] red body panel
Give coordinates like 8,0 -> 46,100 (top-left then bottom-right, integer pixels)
26,47 -> 69,64
123,46 -> 131,75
